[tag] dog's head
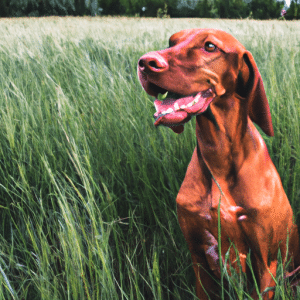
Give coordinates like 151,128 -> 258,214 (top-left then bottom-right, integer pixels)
138,29 -> 273,136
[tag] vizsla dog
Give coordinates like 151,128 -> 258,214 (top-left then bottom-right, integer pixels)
138,29 -> 300,299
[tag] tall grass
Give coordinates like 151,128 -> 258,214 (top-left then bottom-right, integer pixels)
0,16 -> 299,299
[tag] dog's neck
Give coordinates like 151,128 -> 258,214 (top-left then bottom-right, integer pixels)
195,94 -> 258,181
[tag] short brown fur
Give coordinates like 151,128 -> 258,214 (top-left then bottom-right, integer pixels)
138,29 -> 300,299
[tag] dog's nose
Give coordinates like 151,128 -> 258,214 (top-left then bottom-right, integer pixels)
138,52 -> 168,73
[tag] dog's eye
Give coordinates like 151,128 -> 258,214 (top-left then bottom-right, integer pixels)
204,42 -> 216,52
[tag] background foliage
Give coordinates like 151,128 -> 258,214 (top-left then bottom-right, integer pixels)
0,0 -> 300,19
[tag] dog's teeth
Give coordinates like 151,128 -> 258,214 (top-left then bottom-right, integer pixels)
194,94 -> 201,103
174,103 -> 180,111
162,108 -> 174,114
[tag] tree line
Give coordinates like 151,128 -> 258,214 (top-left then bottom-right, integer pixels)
0,0 -> 299,19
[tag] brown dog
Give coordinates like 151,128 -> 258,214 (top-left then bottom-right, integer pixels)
138,29 -> 300,299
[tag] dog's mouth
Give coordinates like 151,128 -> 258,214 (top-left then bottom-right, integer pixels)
150,83 -> 216,133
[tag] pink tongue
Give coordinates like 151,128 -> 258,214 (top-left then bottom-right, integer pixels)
153,91 -> 215,133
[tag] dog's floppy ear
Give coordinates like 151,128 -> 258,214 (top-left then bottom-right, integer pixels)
241,51 -> 274,137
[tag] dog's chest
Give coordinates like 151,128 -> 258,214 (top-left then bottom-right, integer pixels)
177,193 -> 248,248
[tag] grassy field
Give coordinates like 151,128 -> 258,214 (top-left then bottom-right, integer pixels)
0,16 -> 300,299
